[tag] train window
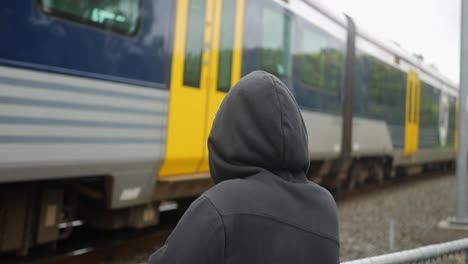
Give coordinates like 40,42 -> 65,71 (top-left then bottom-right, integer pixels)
295,27 -> 344,94
419,82 -> 440,128
39,0 -> 141,36
408,81 -> 414,124
183,0 -> 206,88
260,7 -> 293,78
447,95 -> 457,147
292,18 -> 345,114
217,0 -> 236,92
356,54 -> 406,126
298,28 -> 327,89
419,82 -> 441,148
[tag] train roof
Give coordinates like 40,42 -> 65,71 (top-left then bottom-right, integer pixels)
299,0 -> 459,90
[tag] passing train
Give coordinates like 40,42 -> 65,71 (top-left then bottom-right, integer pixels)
0,0 -> 458,254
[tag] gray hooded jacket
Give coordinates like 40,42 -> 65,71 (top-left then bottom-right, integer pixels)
149,71 -> 339,264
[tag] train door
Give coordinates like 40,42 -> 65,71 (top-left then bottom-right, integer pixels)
404,70 -> 421,156
159,0 -> 245,176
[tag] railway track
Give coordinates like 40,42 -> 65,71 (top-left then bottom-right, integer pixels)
40,229 -> 172,264
1,227 -> 172,264
333,168 -> 454,202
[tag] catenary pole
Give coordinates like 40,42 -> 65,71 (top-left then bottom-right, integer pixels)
455,0 -> 468,223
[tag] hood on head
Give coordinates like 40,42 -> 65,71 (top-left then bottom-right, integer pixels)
208,71 -> 309,184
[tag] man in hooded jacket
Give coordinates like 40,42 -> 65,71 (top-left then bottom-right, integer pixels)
149,71 -> 339,264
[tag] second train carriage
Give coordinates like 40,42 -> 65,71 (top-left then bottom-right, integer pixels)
0,0 -> 458,254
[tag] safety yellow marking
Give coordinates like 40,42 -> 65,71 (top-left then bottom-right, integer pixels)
231,0 -> 245,87
404,70 -> 420,156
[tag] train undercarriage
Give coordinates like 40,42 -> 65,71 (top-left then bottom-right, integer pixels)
0,157 -> 455,256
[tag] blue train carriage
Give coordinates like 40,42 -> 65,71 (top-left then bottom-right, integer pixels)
0,0 -> 458,254
0,0 -> 176,254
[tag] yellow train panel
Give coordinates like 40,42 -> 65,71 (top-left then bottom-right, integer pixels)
404,70 -> 420,156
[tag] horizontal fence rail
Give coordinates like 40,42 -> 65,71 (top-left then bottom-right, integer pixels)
342,237 -> 468,264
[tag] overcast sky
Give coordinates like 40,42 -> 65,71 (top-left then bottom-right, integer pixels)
324,0 -> 461,84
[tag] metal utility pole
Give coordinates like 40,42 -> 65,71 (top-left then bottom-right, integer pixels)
453,0 -> 468,224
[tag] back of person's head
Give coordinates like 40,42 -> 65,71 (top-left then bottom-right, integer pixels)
208,71 -> 310,184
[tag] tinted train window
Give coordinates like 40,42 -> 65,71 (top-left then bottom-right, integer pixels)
39,0 -> 141,36
183,0 -> 206,88
355,54 -> 406,125
295,26 -> 344,94
419,82 -> 441,148
447,95 -> 457,147
298,28 -> 327,89
419,82 -> 440,128
260,7 -> 293,77
292,19 -> 345,114
217,0 -> 236,92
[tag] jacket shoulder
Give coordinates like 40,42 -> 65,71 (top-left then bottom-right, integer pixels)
203,176 -> 339,243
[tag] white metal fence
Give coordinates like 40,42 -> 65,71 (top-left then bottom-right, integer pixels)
341,238 -> 468,264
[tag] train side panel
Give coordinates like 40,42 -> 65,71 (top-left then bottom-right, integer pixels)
0,0 -> 176,208
242,0 -> 457,188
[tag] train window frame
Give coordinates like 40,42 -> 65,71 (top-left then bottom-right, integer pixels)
37,0 -> 143,37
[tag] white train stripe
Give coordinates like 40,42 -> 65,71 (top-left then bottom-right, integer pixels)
0,144 -> 160,163
0,104 -> 164,125
0,124 -> 163,138
0,96 -> 162,116
0,75 -> 166,103
0,136 -> 161,144
0,65 -> 169,98
0,83 -> 164,111
0,116 -> 161,130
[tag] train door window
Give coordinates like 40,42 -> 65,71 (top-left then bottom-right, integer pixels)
260,7 -> 292,77
217,0 -> 237,92
183,0 -> 206,88
39,0 -> 141,36
407,79 -> 414,123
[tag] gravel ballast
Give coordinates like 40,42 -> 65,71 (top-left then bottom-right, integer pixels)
338,174 -> 468,261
